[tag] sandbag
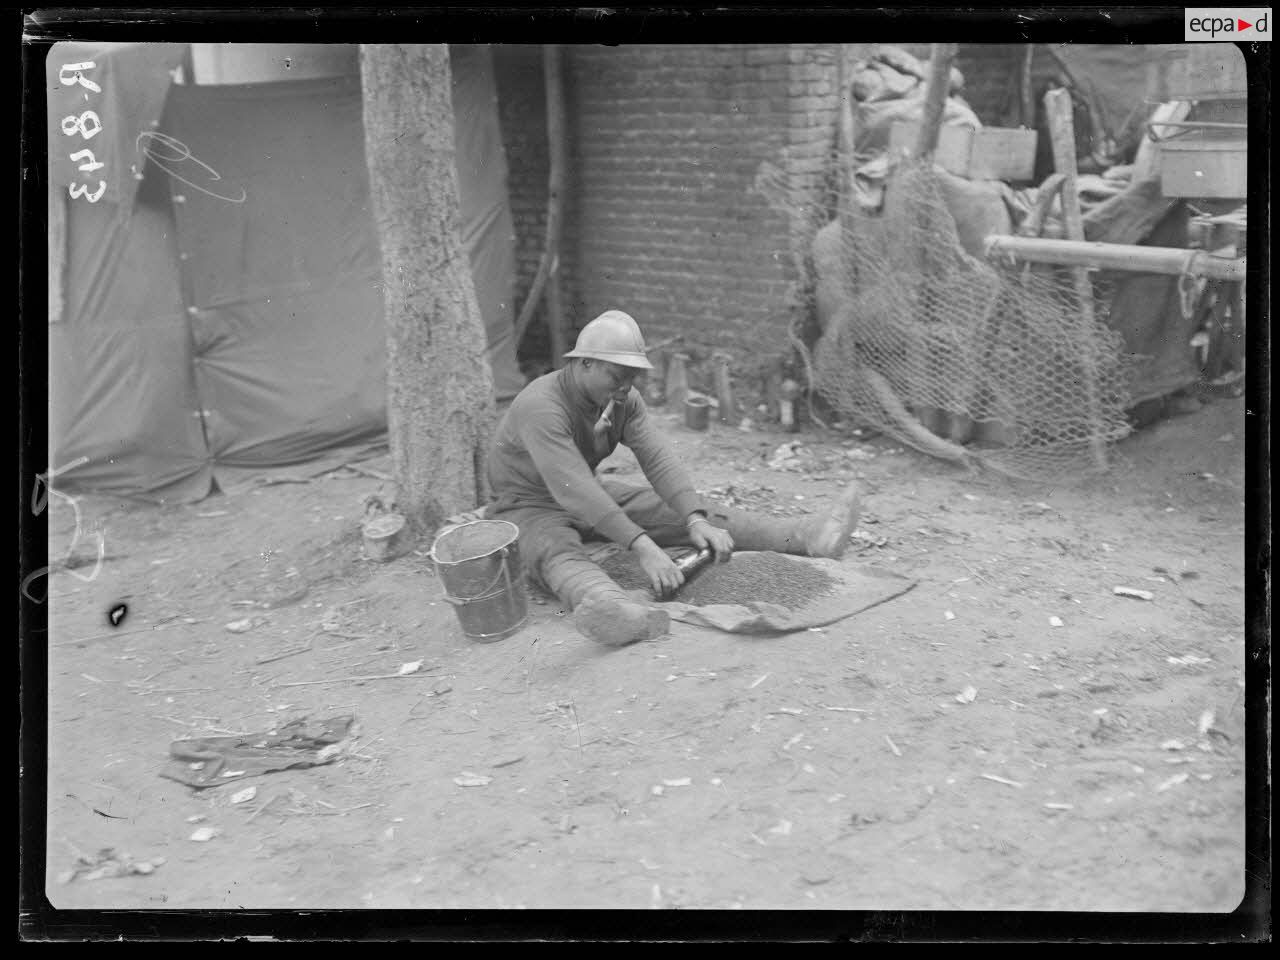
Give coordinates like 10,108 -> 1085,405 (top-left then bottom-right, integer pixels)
855,46 -> 965,100
934,170 -> 1015,259
855,95 -> 983,155
1082,175 -> 1179,246
851,58 -> 922,103
811,219 -> 847,335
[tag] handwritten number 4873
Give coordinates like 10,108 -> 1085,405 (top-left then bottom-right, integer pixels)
59,61 -> 106,203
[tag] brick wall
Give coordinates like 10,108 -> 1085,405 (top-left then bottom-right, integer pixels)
563,44 -> 801,367
496,43 -> 847,389
492,44 -> 1045,384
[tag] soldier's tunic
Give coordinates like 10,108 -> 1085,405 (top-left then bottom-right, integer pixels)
485,365 -> 706,584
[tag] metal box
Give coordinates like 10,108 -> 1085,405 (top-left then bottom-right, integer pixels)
1159,131 -> 1248,199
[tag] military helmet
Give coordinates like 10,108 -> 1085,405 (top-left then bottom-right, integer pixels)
563,310 -> 655,370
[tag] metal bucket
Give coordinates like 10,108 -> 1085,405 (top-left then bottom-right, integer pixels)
429,519 -> 528,643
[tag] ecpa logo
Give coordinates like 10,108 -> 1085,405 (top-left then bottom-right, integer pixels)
1186,7 -> 1271,39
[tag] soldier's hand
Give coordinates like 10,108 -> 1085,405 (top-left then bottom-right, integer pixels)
633,536 -> 684,597
688,517 -> 734,562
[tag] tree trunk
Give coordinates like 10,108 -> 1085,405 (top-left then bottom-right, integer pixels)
359,44 -> 496,535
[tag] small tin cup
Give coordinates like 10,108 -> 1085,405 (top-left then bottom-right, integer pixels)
684,395 -> 711,431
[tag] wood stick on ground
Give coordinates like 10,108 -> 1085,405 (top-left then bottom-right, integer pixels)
656,721 -> 718,742
269,670 -> 438,688
525,636 -> 540,703
246,792 -> 284,823
959,558 -> 995,585
55,620 -> 207,648
568,699 -> 584,754
255,643 -> 313,665
980,773 -> 1025,788
130,686 -> 210,694
341,463 -> 392,482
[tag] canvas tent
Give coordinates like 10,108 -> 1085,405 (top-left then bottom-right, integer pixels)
47,42 -> 524,503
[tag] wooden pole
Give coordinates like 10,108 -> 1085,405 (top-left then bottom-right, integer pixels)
985,235 -> 1247,282
1020,44 -> 1035,129
1044,45 -> 1113,165
911,43 -> 958,161
514,44 -> 568,355
544,45 -> 567,367
908,42 -> 959,431
1043,86 -> 1108,471
835,43 -> 854,238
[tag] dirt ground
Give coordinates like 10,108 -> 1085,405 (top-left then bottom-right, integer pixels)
38,392 -> 1250,912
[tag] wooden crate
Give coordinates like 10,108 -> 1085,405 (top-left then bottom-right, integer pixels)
968,128 -> 1038,181
1160,131 -> 1247,199
889,121 -> 1037,182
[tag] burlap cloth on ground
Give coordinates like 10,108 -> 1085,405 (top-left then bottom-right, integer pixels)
588,545 -> 917,635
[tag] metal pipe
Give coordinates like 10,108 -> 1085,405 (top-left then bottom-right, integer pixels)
1145,119 -> 1247,143
1146,120 -> 1248,130
984,235 -> 1246,282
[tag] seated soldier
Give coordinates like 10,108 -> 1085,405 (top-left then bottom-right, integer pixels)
485,309 -> 861,646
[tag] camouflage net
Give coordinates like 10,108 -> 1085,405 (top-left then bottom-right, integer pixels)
759,155 -> 1134,481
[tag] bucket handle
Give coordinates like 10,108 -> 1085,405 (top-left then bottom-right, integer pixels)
440,547 -> 516,606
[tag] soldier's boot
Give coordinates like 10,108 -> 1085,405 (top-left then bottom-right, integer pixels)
541,555 -> 669,647
713,479 -> 861,559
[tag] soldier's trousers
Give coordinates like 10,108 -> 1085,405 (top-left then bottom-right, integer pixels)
486,479 -> 698,592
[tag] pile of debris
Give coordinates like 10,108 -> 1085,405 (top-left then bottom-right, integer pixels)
700,483 -> 813,518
